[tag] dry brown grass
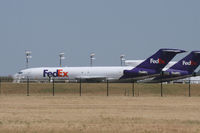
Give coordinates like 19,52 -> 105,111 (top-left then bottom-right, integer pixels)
1,83 -> 200,132
1,82 -> 200,97
1,96 -> 200,133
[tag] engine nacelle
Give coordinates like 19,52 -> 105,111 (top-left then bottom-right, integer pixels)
124,70 -> 148,76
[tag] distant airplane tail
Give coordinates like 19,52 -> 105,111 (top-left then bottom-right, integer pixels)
121,48 -> 186,79
135,48 -> 186,70
169,51 -> 200,73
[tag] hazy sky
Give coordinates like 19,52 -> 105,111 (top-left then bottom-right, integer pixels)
0,0 -> 200,75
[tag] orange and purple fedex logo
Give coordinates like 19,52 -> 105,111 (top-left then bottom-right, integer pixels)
150,58 -> 165,64
43,69 -> 68,77
182,60 -> 197,66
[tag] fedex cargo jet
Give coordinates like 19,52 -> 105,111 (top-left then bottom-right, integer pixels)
13,49 -> 185,82
140,51 -> 200,83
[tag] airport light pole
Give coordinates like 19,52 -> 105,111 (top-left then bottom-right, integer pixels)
25,50 -> 32,68
59,52 -> 65,67
120,54 -> 125,66
90,53 -> 95,66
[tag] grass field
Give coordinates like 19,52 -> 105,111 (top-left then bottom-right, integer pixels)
0,83 -> 200,132
1,96 -> 200,133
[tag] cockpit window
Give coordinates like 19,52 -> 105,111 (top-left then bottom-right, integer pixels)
18,72 -> 23,74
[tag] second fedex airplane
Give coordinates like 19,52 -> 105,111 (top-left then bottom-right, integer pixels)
143,51 -> 200,83
13,48 -> 185,82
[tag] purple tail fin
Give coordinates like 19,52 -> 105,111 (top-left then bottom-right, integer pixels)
169,51 -> 200,73
120,48 -> 186,79
135,48 -> 186,72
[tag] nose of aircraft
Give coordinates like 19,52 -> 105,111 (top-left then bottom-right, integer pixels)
13,73 -> 20,83
13,73 -> 19,79
13,72 -> 25,83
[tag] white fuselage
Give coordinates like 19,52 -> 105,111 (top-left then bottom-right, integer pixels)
13,61 -> 179,82
14,66 -> 133,82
